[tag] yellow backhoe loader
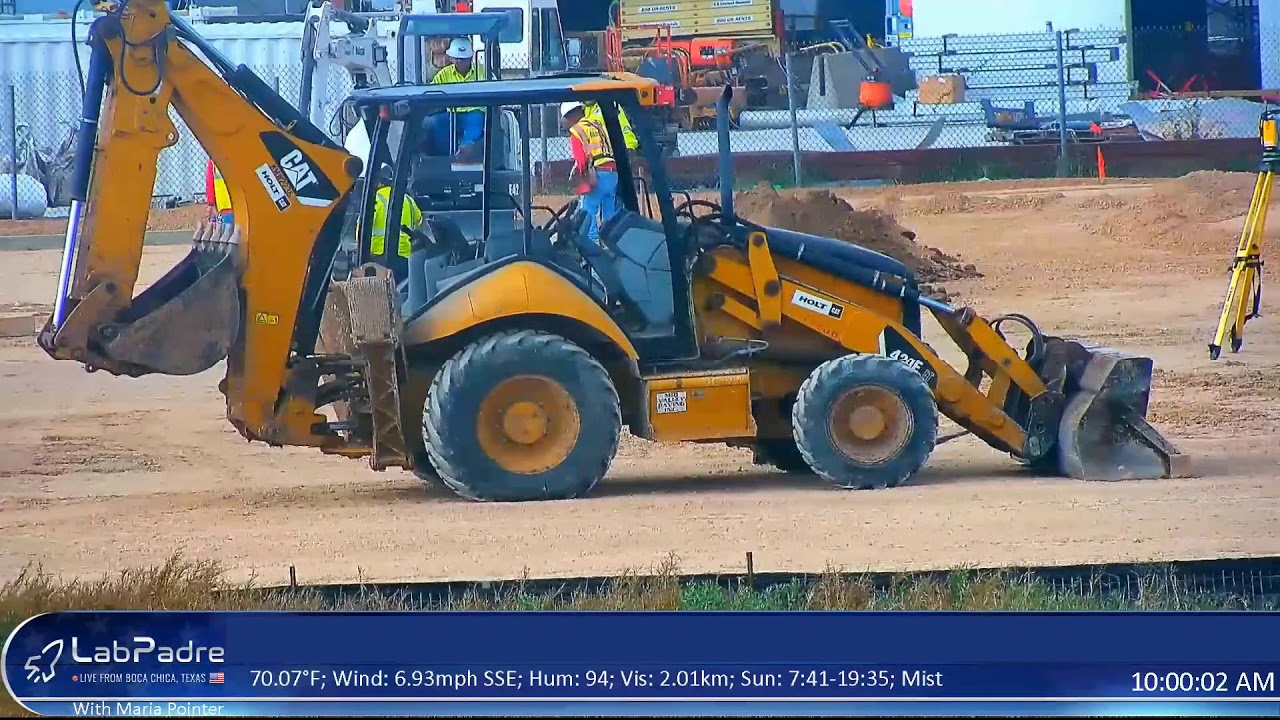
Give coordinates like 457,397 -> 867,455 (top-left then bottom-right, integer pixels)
39,0 -> 1188,502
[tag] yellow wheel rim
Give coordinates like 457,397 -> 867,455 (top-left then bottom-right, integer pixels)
476,375 -> 581,474
828,385 -> 912,464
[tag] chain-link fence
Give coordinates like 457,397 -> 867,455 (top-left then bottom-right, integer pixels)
2,24 -> 1278,221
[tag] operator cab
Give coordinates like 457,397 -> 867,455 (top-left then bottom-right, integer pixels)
395,13 -> 510,159
347,74 -> 699,363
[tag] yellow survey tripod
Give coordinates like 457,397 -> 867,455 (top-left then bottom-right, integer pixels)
1208,108 -> 1278,360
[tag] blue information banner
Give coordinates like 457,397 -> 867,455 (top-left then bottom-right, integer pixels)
3,611 -> 1278,716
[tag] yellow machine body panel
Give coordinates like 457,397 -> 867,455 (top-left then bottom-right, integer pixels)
34,0 -> 1185,504
40,0 -> 358,448
640,369 -> 756,442
401,261 -> 640,361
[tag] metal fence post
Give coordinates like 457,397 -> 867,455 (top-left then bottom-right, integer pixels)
7,84 -> 17,221
784,47 -> 802,187
1055,30 -> 1070,177
539,104 -> 549,194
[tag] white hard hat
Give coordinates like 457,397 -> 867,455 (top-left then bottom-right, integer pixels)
560,101 -> 584,118
446,38 -> 474,60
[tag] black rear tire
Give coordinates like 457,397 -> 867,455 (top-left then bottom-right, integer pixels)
752,438 -> 813,473
792,354 -> 938,490
422,330 -> 621,502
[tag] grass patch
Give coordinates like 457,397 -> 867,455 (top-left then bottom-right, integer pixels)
2,554 -> 1273,716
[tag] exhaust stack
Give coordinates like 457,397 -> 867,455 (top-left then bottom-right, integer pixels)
716,84 -> 735,225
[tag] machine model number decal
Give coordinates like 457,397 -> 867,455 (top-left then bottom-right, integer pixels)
715,14 -> 755,24
791,289 -> 844,319
636,3 -> 678,13
879,327 -> 938,388
655,391 -> 687,414
255,164 -> 291,211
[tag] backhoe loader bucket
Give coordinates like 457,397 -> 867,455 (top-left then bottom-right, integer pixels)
100,221 -> 242,376
1036,337 -> 1191,481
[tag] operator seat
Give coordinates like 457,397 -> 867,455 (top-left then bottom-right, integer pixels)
595,210 -> 677,335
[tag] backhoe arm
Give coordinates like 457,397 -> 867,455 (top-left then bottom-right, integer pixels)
38,0 -> 363,447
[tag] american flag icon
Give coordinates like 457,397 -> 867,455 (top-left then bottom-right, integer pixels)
209,672 -> 225,684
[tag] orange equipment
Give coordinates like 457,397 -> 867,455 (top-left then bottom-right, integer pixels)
858,77 -> 893,109
605,23 -> 748,130
205,159 -> 232,224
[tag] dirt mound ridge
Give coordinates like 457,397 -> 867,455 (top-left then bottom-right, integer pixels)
734,186 -> 982,298
903,191 -> 1068,216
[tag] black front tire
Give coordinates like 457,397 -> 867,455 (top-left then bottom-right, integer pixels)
792,354 -> 938,490
422,330 -> 621,502
410,451 -> 440,485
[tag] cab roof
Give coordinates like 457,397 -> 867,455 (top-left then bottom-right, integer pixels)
347,72 -> 662,108
398,12 -> 511,37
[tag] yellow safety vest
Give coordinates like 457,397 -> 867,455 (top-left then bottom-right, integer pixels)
430,63 -> 484,113
585,103 -> 638,151
212,165 -> 232,213
570,118 -> 616,169
368,185 -> 423,259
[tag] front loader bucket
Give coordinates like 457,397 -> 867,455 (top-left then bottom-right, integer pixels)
1037,338 -> 1191,481
99,221 -> 242,376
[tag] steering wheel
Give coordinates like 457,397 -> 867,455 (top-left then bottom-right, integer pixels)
403,225 -> 435,248
536,197 -> 581,234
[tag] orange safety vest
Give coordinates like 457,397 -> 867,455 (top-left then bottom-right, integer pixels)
569,118 -> 616,170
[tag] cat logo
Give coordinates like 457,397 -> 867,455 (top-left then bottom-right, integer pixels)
259,131 -> 340,210
280,149 -> 319,195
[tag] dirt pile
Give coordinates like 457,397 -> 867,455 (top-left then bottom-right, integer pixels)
1071,172 -> 1260,266
733,185 -> 983,299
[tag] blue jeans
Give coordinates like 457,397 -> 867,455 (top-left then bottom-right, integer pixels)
580,170 -> 619,244
425,110 -> 484,155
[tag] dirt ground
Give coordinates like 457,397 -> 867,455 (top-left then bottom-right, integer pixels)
1,172 -> 1278,585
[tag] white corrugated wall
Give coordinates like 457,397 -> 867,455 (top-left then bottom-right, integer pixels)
0,16 -> 354,200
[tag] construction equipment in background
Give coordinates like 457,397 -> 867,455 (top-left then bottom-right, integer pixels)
395,0 -> 570,78
297,6 -> 521,278
40,0 -> 1188,505
1209,107 -> 1275,360
297,0 -> 569,143
780,18 -> 917,117
605,22 -> 753,131
601,8 -> 917,126
298,0 -> 397,143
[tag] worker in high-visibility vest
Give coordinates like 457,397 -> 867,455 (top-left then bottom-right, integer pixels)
205,159 -> 232,224
562,101 -> 619,245
359,164 -> 423,283
584,102 -> 638,152
585,101 -> 649,183
425,38 -> 485,157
